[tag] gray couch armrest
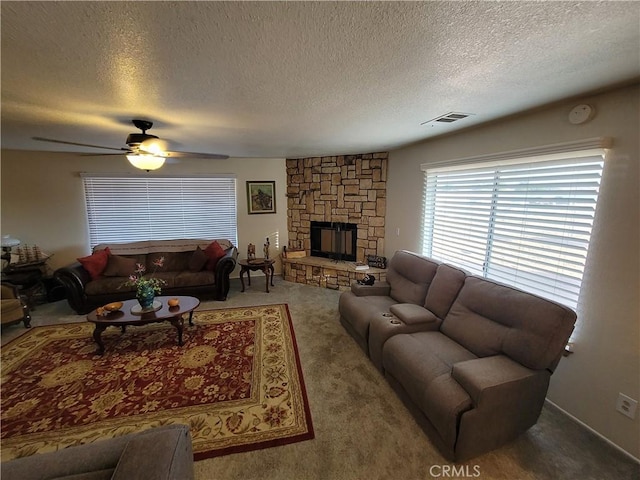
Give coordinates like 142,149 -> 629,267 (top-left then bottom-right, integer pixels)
452,355 -> 548,407
450,355 -> 552,461
350,281 -> 391,297
389,303 -> 439,325
112,425 -> 194,480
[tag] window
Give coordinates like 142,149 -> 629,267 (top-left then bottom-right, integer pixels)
82,174 -> 237,247
421,139 -> 609,310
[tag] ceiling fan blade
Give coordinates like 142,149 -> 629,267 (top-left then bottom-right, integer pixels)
78,153 -> 126,157
163,150 -> 229,160
138,139 -> 228,159
33,137 -> 128,152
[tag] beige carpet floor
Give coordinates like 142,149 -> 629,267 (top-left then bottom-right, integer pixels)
2,277 -> 638,480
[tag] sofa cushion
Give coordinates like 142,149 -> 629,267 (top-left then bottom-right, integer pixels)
149,272 -> 176,289
440,276 -> 576,370
424,264 -> 466,319
174,271 -> 216,288
103,254 -> 137,277
350,281 -> 391,297
204,241 -> 226,271
383,331 -> 475,449
385,251 -> 439,305
147,251 -> 192,273
86,277 -> 135,296
78,248 -> 111,280
188,246 -> 208,272
383,331 -> 477,403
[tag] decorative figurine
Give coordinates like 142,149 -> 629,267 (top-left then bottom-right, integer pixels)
247,243 -> 256,261
263,237 -> 270,260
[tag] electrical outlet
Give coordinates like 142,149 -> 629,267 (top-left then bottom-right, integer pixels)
616,393 -> 638,419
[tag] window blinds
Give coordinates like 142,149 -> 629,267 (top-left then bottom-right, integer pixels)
422,151 -> 605,310
82,174 -> 238,247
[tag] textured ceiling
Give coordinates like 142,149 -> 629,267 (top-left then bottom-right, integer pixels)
1,1 -> 639,159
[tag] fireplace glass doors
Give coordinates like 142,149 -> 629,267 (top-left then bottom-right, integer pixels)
310,221 -> 357,262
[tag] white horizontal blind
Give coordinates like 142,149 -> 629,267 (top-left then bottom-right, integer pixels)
422,153 -> 604,310
82,174 -> 237,247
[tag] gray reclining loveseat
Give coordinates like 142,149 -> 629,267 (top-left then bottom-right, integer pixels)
339,250 -> 576,461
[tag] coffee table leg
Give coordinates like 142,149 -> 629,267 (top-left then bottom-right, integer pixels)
188,311 -> 194,326
93,324 -> 107,355
169,316 -> 185,346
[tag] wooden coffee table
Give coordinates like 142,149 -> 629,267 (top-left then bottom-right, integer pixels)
86,295 -> 200,355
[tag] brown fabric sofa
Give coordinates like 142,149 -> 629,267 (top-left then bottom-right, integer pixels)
339,250 -> 576,461
1,424 -> 194,480
54,239 -> 238,314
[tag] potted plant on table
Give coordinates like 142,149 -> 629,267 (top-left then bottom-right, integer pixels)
120,257 -> 167,311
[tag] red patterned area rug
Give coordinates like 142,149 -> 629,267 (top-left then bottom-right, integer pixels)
1,304 -> 314,461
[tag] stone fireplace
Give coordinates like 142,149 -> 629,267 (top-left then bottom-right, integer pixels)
284,152 -> 388,289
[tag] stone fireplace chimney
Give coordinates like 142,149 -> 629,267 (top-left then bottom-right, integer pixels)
286,152 -> 387,263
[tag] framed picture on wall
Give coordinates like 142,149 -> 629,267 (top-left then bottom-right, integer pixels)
246,181 -> 276,214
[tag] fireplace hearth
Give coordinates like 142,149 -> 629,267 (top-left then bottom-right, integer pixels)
310,221 -> 357,262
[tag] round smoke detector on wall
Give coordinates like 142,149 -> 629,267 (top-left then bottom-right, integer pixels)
569,104 -> 595,125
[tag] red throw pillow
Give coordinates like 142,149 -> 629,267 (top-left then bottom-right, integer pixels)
77,247 -> 111,280
204,241 -> 225,271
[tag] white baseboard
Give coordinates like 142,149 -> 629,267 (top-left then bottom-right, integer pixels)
545,398 -> 640,464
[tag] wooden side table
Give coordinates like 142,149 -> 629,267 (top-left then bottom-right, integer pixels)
238,258 -> 275,293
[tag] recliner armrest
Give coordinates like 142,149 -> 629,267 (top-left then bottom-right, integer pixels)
389,303 -> 439,325
350,281 -> 391,297
451,355 -> 548,407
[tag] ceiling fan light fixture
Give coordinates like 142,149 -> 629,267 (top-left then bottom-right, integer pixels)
139,138 -> 168,156
126,153 -> 165,171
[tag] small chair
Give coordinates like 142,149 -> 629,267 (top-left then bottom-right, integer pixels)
1,282 -> 31,328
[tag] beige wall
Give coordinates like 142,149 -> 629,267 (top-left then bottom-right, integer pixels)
386,83 -> 640,458
0,153 -> 288,276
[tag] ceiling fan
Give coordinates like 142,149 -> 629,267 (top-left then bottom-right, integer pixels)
33,119 -> 229,171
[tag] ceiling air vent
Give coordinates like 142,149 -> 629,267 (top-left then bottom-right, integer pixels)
421,112 -> 474,126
